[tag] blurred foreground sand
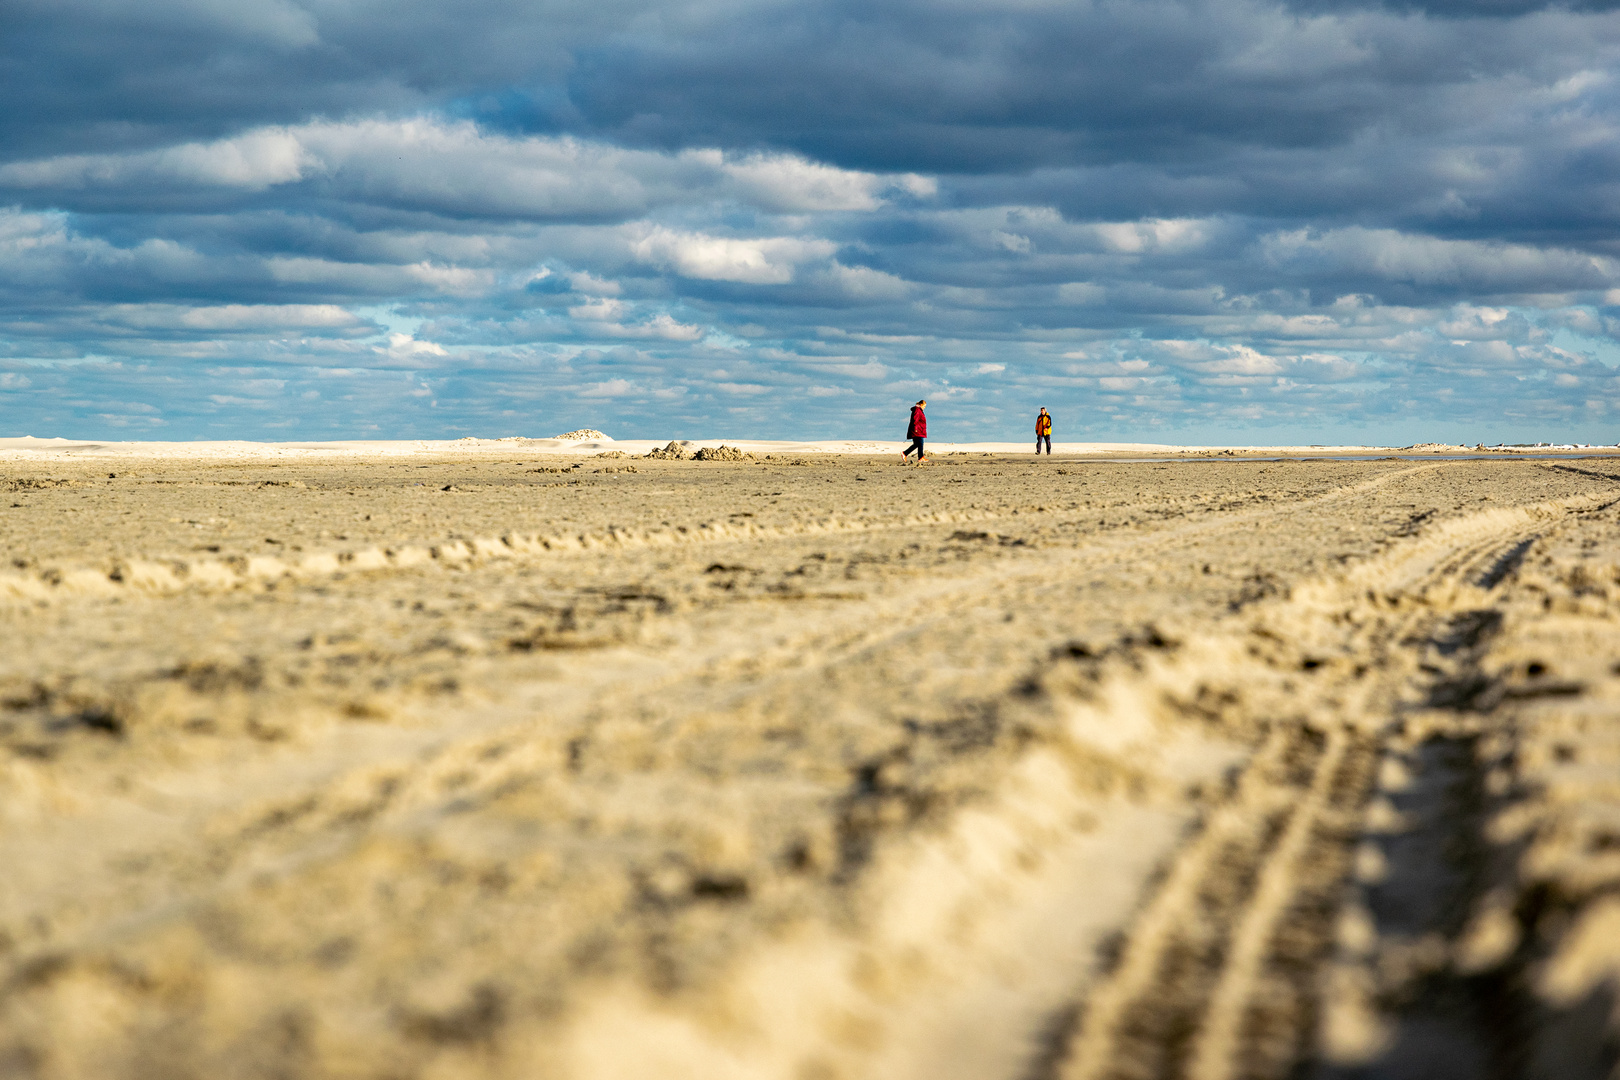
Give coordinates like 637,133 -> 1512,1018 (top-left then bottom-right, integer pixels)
3,449 -> 1620,1079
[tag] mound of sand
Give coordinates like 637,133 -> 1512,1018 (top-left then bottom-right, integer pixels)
646,440 -> 693,459
550,428 -> 611,441
692,444 -> 752,461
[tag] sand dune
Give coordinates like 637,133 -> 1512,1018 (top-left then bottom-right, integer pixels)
3,448 -> 1620,1078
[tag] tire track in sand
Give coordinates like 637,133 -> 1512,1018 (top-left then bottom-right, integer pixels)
0,461 -> 1378,961
1051,488 -> 1620,1080
0,462 -> 1442,610
0,466 -> 1528,994
4,463 -> 1607,1080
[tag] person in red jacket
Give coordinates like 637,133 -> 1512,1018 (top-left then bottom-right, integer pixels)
1035,407 -> 1052,454
903,399 -> 927,463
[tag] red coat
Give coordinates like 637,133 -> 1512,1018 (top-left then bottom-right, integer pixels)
908,406 -> 927,439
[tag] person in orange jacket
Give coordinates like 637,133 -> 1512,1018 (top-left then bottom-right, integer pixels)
903,399 -> 927,463
1035,407 -> 1052,454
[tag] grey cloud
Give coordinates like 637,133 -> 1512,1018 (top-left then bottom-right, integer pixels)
13,0 -> 1618,183
1289,0 -> 1620,17
0,121 -> 932,228
2,302 -> 374,344
558,0 -> 1620,173
2,0 -> 648,160
1256,227 -> 1620,298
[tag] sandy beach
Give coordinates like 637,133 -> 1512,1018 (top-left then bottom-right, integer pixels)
4,441 -> 1620,1079
5,435 -> 1612,463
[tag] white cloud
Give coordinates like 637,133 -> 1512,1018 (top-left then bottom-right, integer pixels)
579,378 -> 637,398
261,255 -> 496,297
628,226 -> 836,284
808,261 -> 911,301
403,261 -> 497,296
567,296 -> 705,340
595,313 -> 705,340
708,151 -> 936,212
0,128 -> 316,191
382,332 -> 446,359
714,152 -> 884,212
993,231 -> 1032,254
569,297 -> 629,321
1191,344 -> 1286,376
1436,305 -> 1523,341
824,360 -> 888,379
99,303 -> 366,333
0,119 -> 940,224
1092,218 -> 1215,255
0,208 -> 211,288
568,271 -> 621,296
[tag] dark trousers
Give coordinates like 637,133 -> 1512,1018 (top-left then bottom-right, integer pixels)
1036,434 -> 1051,454
904,437 -> 925,458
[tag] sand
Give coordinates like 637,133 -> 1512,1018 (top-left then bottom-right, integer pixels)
3,445 -> 1620,1079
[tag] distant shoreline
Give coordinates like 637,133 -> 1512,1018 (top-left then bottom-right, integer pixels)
3,434 -> 1618,462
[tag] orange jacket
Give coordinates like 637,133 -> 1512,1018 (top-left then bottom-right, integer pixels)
1036,413 -> 1051,436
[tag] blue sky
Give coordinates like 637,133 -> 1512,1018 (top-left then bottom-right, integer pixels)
4,0 -> 1620,443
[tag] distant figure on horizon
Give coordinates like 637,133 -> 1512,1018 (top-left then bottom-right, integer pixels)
1035,407 -> 1052,454
903,399 -> 927,463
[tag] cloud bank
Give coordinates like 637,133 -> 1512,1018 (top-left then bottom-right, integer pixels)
3,0 -> 1620,442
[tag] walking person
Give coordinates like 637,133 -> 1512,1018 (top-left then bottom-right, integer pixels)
902,399 -> 927,463
1035,407 -> 1052,454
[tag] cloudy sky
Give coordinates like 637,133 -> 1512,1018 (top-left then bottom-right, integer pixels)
4,0 -> 1620,443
